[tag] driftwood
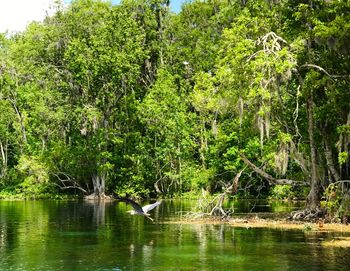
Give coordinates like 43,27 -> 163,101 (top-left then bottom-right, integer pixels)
289,208 -> 325,222
239,153 -> 308,186
185,170 -> 244,219
209,170 -> 244,216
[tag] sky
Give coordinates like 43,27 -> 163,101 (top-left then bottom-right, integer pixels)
0,0 -> 186,33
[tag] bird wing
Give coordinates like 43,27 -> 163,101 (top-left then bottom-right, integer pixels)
118,198 -> 144,213
142,201 -> 161,214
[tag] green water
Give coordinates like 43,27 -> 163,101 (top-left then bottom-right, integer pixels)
0,200 -> 349,271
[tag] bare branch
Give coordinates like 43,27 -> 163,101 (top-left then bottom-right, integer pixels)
331,180 -> 350,185
300,64 -> 349,79
52,172 -> 88,194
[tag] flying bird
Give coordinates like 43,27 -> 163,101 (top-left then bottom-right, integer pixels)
116,196 -> 161,221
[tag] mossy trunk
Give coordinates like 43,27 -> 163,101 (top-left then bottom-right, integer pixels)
306,93 -> 320,209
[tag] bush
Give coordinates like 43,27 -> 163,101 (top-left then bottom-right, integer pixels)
321,183 -> 350,222
269,185 -> 293,200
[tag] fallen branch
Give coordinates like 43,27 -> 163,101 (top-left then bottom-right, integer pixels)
289,208 -> 325,221
209,193 -> 228,217
191,170 -> 245,218
239,153 -> 308,186
227,169 -> 244,194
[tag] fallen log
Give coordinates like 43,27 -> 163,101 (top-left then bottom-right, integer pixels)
239,153 -> 308,186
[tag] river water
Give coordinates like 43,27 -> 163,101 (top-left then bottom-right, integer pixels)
0,200 -> 349,270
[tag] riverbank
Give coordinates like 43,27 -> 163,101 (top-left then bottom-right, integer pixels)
165,216 -> 350,233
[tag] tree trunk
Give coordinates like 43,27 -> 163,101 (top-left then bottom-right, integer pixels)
154,179 -> 162,194
89,172 -> 106,199
0,140 -> 8,178
200,118 -> 207,167
324,137 -> 341,183
306,92 -> 320,209
9,99 -> 27,150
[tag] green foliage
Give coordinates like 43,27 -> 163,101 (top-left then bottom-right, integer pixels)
303,223 -> 314,232
269,184 -> 309,200
270,185 -> 293,200
321,183 -> 350,221
114,180 -> 150,199
338,152 -> 349,166
188,167 -> 216,192
14,155 -> 56,197
0,0 -> 349,207
337,125 -> 350,134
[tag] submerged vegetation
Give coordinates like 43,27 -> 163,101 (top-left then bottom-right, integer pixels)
0,0 -> 349,221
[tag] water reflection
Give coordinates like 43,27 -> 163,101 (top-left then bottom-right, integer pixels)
0,200 -> 349,271
85,200 -> 107,226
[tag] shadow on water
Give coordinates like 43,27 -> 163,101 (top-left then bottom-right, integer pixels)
0,199 -> 349,270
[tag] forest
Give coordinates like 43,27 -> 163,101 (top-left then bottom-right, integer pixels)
0,0 -> 349,220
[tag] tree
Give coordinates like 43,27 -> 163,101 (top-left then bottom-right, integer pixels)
139,69 -> 195,195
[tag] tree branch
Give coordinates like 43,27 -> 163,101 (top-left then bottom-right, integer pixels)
300,64 -> 349,79
239,153 -> 308,186
52,172 -> 88,194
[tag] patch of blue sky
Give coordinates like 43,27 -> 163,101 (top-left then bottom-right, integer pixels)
63,0 -> 187,13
